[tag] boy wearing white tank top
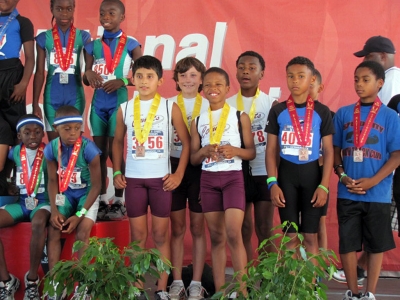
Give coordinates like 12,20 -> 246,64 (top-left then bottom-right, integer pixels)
227,51 -> 278,261
112,56 -> 190,300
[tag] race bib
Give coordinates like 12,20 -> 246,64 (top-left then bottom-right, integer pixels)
50,48 -> 77,75
93,58 -> 116,82
16,168 -> 45,195
251,124 -> 266,153
172,128 -> 182,151
132,130 -> 166,160
280,128 -> 313,156
60,166 -> 86,189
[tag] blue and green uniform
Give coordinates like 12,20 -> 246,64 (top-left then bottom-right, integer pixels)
84,30 -> 140,137
3,144 -> 49,221
44,137 -> 101,218
35,27 -> 91,130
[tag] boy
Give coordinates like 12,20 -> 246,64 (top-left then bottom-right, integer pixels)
333,60 -> 400,300
0,115 -> 49,300
0,0 -> 35,140
84,0 -> 142,220
227,50 -> 277,260
44,105 -> 101,299
113,55 -> 190,300
265,57 -> 334,262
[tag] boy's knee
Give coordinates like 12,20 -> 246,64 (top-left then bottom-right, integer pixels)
190,222 -> 204,238
171,221 -> 186,238
152,228 -> 168,246
209,229 -> 226,247
75,229 -> 91,243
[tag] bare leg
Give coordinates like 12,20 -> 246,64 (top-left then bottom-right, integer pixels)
365,252 -> 383,295
317,216 -> 328,249
190,211 -> 206,281
129,215 -> 148,289
254,201 -> 275,253
357,251 -> 368,270
108,137 -> 124,198
241,202 -> 254,262
170,209 -> 186,280
151,215 -> 170,291
341,252 -> 359,295
47,226 -> 62,271
0,210 -> 15,280
75,217 -> 95,259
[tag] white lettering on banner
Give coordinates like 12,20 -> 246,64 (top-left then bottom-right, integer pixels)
143,22 -> 227,69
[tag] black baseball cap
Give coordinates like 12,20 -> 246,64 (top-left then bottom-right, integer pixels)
354,36 -> 396,57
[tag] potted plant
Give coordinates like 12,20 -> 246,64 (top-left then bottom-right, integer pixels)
43,237 -> 171,299
212,221 -> 337,300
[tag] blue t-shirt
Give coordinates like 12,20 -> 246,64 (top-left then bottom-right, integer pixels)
265,100 -> 334,164
333,102 -> 400,203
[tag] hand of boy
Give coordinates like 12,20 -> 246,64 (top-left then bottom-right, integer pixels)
62,215 -> 81,234
311,188 -> 327,207
50,211 -> 65,230
85,70 -> 104,89
162,173 -> 182,191
270,185 -> 286,208
103,79 -> 124,94
218,145 -> 237,160
11,82 -> 27,103
202,144 -> 219,161
346,177 -> 375,194
113,173 -> 127,189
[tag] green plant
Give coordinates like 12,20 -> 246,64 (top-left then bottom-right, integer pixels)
43,237 -> 171,299
212,221 -> 338,300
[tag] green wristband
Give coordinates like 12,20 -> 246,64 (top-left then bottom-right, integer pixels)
120,78 -> 129,86
266,176 -> 277,184
113,171 -> 122,178
340,173 -> 348,182
318,184 -> 329,194
76,208 -> 87,218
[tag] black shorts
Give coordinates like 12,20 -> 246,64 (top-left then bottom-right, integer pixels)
250,175 -> 271,202
278,158 -> 323,233
0,59 -> 26,138
393,166 -> 400,236
337,199 -> 395,254
170,157 -> 202,213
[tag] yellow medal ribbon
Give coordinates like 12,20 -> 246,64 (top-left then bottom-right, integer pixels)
236,87 -> 260,122
133,93 -> 161,145
208,103 -> 230,145
177,93 -> 203,131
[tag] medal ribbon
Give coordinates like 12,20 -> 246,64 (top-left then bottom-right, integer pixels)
20,143 -> 45,197
177,93 -> 203,131
52,24 -> 76,71
286,95 -> 314,147
208,103 -> 230,145
353,97 -> 382,148
236,87 -> 260,122
134,93 -> 161,145
57,137 -> 82,193
102,32 -> 127,74
0,8 -> 19,44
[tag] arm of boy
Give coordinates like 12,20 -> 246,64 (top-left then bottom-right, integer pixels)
11,40 -> 34,102
311,134 -> 334,207
32,43 -> 45,119
349,150 -> 400,194
62,155 -> 101,234
47,159 -> 65,230
218,112 -> 256,160
83,52 -> 103,89
163,103 -> 190,191
189,118 -> 218,166
333,146 -> 355,187
112,108 -> 127,189
266,133 -> 285,207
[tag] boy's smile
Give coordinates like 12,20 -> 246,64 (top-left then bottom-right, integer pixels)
202,72 -> 229,106
177,66 -> 202,98
100,2 -> 125,33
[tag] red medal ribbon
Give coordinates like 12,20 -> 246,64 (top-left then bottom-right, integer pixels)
102,32 -> 127,74
353,97 -> 382,149
58,137 -> 82,193
20,143 -> 45,197
286,95 -> 314,147
52,24 -> 76,72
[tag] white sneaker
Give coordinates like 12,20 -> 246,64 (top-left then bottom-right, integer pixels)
333,268 -> 364,287
343,290 -> 362,300
155,290 -> 170,300
228,291 -> 237,299
0,274 -> 20,300
168,282 -> 185,300
187,284 -> 206,300
105,200 -> 127,220
23,272 -> 39,300
361,292 -> 376,300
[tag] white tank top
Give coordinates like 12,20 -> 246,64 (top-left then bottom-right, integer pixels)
227,91 -> 274,176
170,95 -> 209,158
122,97 -> 173,178
197,105 -> 242,172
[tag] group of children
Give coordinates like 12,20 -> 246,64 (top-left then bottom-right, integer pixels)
0,1 -> 398,300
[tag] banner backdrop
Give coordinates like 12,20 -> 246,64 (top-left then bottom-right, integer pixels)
17,0 -> 400,271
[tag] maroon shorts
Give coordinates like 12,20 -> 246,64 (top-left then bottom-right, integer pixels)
200,170 -> 245,213
125,177 -> 172,218
170,157 -> 202,213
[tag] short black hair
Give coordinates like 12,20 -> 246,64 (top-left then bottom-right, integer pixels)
173,57 -> 206,92
17,114 -> 43,132
314,69 -> 322,84
101,0 -> 125,14
355,60 -> 385,81
203,67 -> 230,86
132,55 -> 163,79
236,51 -> 265,71
55,105 -> 81,118
286,56 -> 315,74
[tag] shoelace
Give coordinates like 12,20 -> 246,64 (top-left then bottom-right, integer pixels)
25,284 -> 39,299
188,284 -> 203,296
169,283 -> 184,295
0,287 -> 8,300
157,291 -> 170,300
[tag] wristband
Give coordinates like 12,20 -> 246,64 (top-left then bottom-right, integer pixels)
318,184 -> 329,194
268,181 -> 278,190
113,171 -> 122,178
120,78 -> 129,86
334,164 -> 343,174
340,173 -> 348,182
266,176 -> 277,185
75,208 -> 87,218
